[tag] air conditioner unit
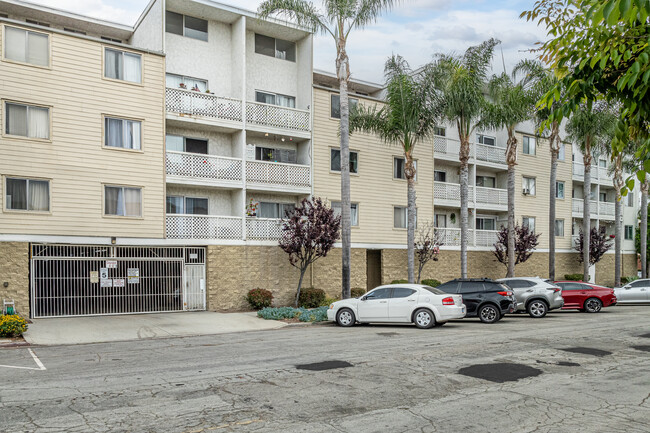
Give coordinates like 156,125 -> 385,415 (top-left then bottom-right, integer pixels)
522,188 -> 530,195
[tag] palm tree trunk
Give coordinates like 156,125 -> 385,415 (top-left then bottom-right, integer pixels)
549,147 -> 558,281
459,137 -> 470,278
614,188 -> 622,287
407,174 -> 416,283
583,154 -> 591,282
642,183 -> 648,278
337,41 -> 351,300
505,133 -> 517,278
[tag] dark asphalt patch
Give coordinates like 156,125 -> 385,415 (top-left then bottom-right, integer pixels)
639,333 -> 650,339
458,363 -> 543,383
631,345 -> 650,352
536,360 -> 581,367
296,360 -> 353,371
376,332 -> 399,337
560,347 -> 612,357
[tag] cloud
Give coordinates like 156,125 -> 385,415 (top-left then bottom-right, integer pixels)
27,0 -> 147,25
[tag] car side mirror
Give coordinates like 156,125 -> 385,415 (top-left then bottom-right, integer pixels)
361,296 -> 367,301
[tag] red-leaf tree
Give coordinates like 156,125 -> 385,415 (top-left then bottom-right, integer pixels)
575,226 -> 613,266
279,197 -> 341,307
415,223 -> 443,283
493,224 -> 540,271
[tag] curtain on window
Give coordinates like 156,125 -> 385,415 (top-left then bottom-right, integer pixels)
187,78 -> 207,92
394,207 -> 406,228
276,95 -> 295,108
350,205 -> 358,226
27,32 -> 48,66
259,202 -> 279,218
5,103 -> 27,136
105,118 -> 123,147
29,106 -> 49,139
186,197 -> 208,215
165,74 -> 184,88
256,92 -> 275,105
5,26 -> 26,62
123,53 -> 141,83
124,188 -> 141,217
126,120 -> 141,150
105,186 -> 122,215
5,178 -> 27,210
104,49 -> 121,80
28,180 -> 49,211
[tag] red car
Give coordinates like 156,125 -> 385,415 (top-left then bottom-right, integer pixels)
554,281 -> 617,313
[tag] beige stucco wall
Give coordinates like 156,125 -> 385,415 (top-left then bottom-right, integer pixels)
0,242 -> 29,317
0,25 -> 166,238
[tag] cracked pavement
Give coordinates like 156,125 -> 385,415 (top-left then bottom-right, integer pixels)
1,306 -> 649,432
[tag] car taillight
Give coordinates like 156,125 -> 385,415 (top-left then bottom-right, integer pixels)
553,287 -> 561,293
442,297 -> 455,305
498,291 -> 513,297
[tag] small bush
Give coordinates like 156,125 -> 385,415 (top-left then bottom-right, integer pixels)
320,296 -> 339,307
351,287 -> 366,298
0,314 -> 28,337
246,288 -> 273,310
257,306 -> 328,322
298,288 -> 326,308
564,273 -> 583,281
391,279 -> 408,284
621,276 -> 638,284
421,279 -> 441,287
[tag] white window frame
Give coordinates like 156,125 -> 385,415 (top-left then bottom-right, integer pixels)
103,47 -> 142,84
522,176 -> 536,196
103,116 -> 142,151
555,219 -> 565,237
476,217 -> 497,231
523,135 -> 536,155
165,134 -> 208,154
254,33 -> 296,62
165,11 -> 208,41
556,181 -> 565,199
255,90 -> 296,108
522,216 -> 536,232
330,148 -> 359,174
624,225 -> 634,240
103,185 -> 143,218
393,157 -> 417,181
476,175 -> 496,188
434,170 -> 446,183
165,73 -> 208,92
2,25 -> 50,68
434,126 -> 446,137
3,176 -> 50,212
257,201 -> 294,219
166,195 -> 208,215
627,192 -> 635,207
3,100 -> 51,140
331,201 -> 359,226
558,143 -> 566,161
477,134 -> 496,146
394,206 -> 416,229
330,94 -> 359,119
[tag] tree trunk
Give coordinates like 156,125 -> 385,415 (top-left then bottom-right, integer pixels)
614,189 -> 622,287
583,150 -> 592,282
294,267 -> 307,308
459,137 -> 470,278
642,183 -> 648,278
549,149 -> 558,281
337,40 -> 351,300
406,155 -> 416,284
505,131 -> 517,278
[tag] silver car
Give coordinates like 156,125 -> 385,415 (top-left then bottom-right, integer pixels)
615,279 -> 650,304
497,277 -> 564,318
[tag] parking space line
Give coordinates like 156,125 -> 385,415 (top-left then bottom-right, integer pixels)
0,348 -> 46,371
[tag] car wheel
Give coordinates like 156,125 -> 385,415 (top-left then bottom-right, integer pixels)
527,300 -> 548,318
413,308 -> 435,329
584,298 -> 602,313
336,308 -> 356,327
478,304 -> 499,324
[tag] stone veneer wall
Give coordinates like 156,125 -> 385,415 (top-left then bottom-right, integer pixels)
0,242 -> 30,317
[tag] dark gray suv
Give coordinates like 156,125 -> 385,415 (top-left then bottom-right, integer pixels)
437,278 -> 517,323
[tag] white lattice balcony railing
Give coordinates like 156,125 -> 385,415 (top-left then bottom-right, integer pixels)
434,182 -> 474,203
246,160 -> 310,189
246,217 -> 284,240
573,163 -> 584,177
475,142 -> 506,164
166,151 -> 243,182
475,186 -> 507,206
166,215 -> 243,240
166,87 -> 242,122
475,230 -> 498,247
433,135 -> 465,157
572,198 -> 599,214
573,162 -> 601,179
435,228 -> 476,246
599,201 -> 615,216
245,101 -> 310,132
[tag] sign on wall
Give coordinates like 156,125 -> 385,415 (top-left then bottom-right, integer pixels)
128,268 -> 140,284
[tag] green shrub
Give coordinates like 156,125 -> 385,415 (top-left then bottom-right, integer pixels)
564,273 -> 583,281
390,279 -> 408,284
320,296 -> 339,307
621,276 -> 638,284
257,306 -> 328,322
246,288 -> 273,310
351,287 -> 366,298
298,288 -> 326,308
0,314 -> 28,337
421,279 -> 441,287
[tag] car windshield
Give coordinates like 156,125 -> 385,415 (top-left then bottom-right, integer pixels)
421,286 -> 445,295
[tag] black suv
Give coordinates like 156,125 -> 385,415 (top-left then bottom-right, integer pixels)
437,278 -> 517,323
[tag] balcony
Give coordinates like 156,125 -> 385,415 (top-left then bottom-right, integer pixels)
475,142 -> 506,165
246,217 -> 284,241
433,135 -> 506,166
475,229 -> 499,247
572,162 -> 612,185
572,198 -> 601,218
598,201 -> 615,220
166,151 -> 243,187
435,228 -> 497,247
246,160 -> 311,193
166,87 -> 243,127
434,182 -> 473,205
245,101 -> 311,135
166,215 -> 243,240
475,186 -> 507,210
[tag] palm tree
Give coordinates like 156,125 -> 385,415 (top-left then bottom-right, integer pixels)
513,60 -> 564,280
350,56 -> 442,283
622,141 -> 649,278
429,38 -> 499,277
566,101 -> 616,281
258,0 -> 398,299
484,65 -> 535,278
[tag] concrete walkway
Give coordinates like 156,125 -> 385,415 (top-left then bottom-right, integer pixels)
23,311 -> 287,346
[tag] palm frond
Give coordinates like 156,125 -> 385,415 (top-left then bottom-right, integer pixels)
258,0 -> 333,37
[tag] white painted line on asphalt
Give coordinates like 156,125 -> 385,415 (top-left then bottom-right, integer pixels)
0,348 -> 46,371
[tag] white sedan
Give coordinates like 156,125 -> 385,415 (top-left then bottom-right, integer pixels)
327,284 -> 466,329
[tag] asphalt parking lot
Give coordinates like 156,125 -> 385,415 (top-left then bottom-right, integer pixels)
1,306 -> 649,432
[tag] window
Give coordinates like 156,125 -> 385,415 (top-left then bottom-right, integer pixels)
330,149 -> 358,173
4,102 -> 49,139
555,219 -> 564,237
434,171 -> 446,182
556,181 -> 565,199
476,176 -> 496,188
504,279 -> 529,289
331,202 -> 359,226
523,136 -> 536,155
26,20 -> 49,27
476,217 -> 496,231
366,288 -> 391,299
393,158 -> 417,180
258,202 -> 294,219
625,225 -> 634,240
599,159 -> 607,168
104,48 -> 141,83
391,288 -> 416,298
558,143 -> 565,160
522,177 -> 536,195
5,177 -> 49,211
434,126 -> 446,136
166,196 -> 208,215
627,192 -> 635,207
394,206 -> 416,229
165,135 -> 207,154
255,91 -> 295,108
254,33 -> 296,61
522,217 -> 536,232
599,192 -> 607,202
165,73 -> 207,92
477,134 -> 496,146
330,94 -> 359,119
165,11 -> 207,41
255,146 -> 297,163
104,186 -> 142,217
434,214 -> 446,228
459,282 -> 484,293
105,117 -> 141,150
4,26 -> 49,66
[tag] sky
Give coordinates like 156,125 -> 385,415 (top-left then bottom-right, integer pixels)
29,0 -> 548,84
